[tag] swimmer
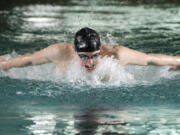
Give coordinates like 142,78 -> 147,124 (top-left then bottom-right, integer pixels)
0,27 -> 180,74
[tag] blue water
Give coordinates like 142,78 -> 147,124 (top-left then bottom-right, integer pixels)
0,0 -> 180,134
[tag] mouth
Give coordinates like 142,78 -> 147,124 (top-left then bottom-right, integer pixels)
85,65 -> 95,71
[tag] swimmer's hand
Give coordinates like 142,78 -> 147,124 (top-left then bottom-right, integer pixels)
169,66 -> 180,71
0,57 -> 9,70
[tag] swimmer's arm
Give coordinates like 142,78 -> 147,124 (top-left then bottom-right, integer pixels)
118,46 -> 180,70
147,54 -> 180,70
0,44 -> 61,70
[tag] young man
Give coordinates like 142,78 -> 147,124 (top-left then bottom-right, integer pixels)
0,27 -> 180,74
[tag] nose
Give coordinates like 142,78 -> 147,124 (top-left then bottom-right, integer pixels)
86,59 -> 94,65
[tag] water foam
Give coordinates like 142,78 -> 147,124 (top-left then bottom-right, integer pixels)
66,56 -> 135,86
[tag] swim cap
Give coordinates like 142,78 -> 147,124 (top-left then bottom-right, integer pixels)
74,27 -> 101,52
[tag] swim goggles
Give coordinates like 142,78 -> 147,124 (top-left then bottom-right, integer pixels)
78,53 -> 100,60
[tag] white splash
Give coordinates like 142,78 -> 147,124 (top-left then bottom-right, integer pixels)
66,56 -> 135,86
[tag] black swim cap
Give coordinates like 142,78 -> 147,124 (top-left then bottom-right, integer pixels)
74,27 -> 101,52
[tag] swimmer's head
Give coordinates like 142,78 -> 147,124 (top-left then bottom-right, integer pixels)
74,27 -> 101,52
74,27 -> 101,72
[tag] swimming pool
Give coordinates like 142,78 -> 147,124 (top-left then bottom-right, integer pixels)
0,0 -> 180,134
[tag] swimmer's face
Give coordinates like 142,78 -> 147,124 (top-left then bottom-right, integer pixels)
77,50 -> 101,72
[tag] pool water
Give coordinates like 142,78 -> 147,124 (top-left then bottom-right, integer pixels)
0,0 -> 180,134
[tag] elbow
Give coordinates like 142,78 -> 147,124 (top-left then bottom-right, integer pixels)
146,54 -> 165,66
146,54 -> 154,65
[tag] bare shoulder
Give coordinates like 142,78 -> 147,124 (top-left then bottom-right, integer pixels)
101,44 -> 125,51
100,44 -> 124,58
47,43 -> 73,52
44,43 -> 74,61
102,45 -> 144,57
